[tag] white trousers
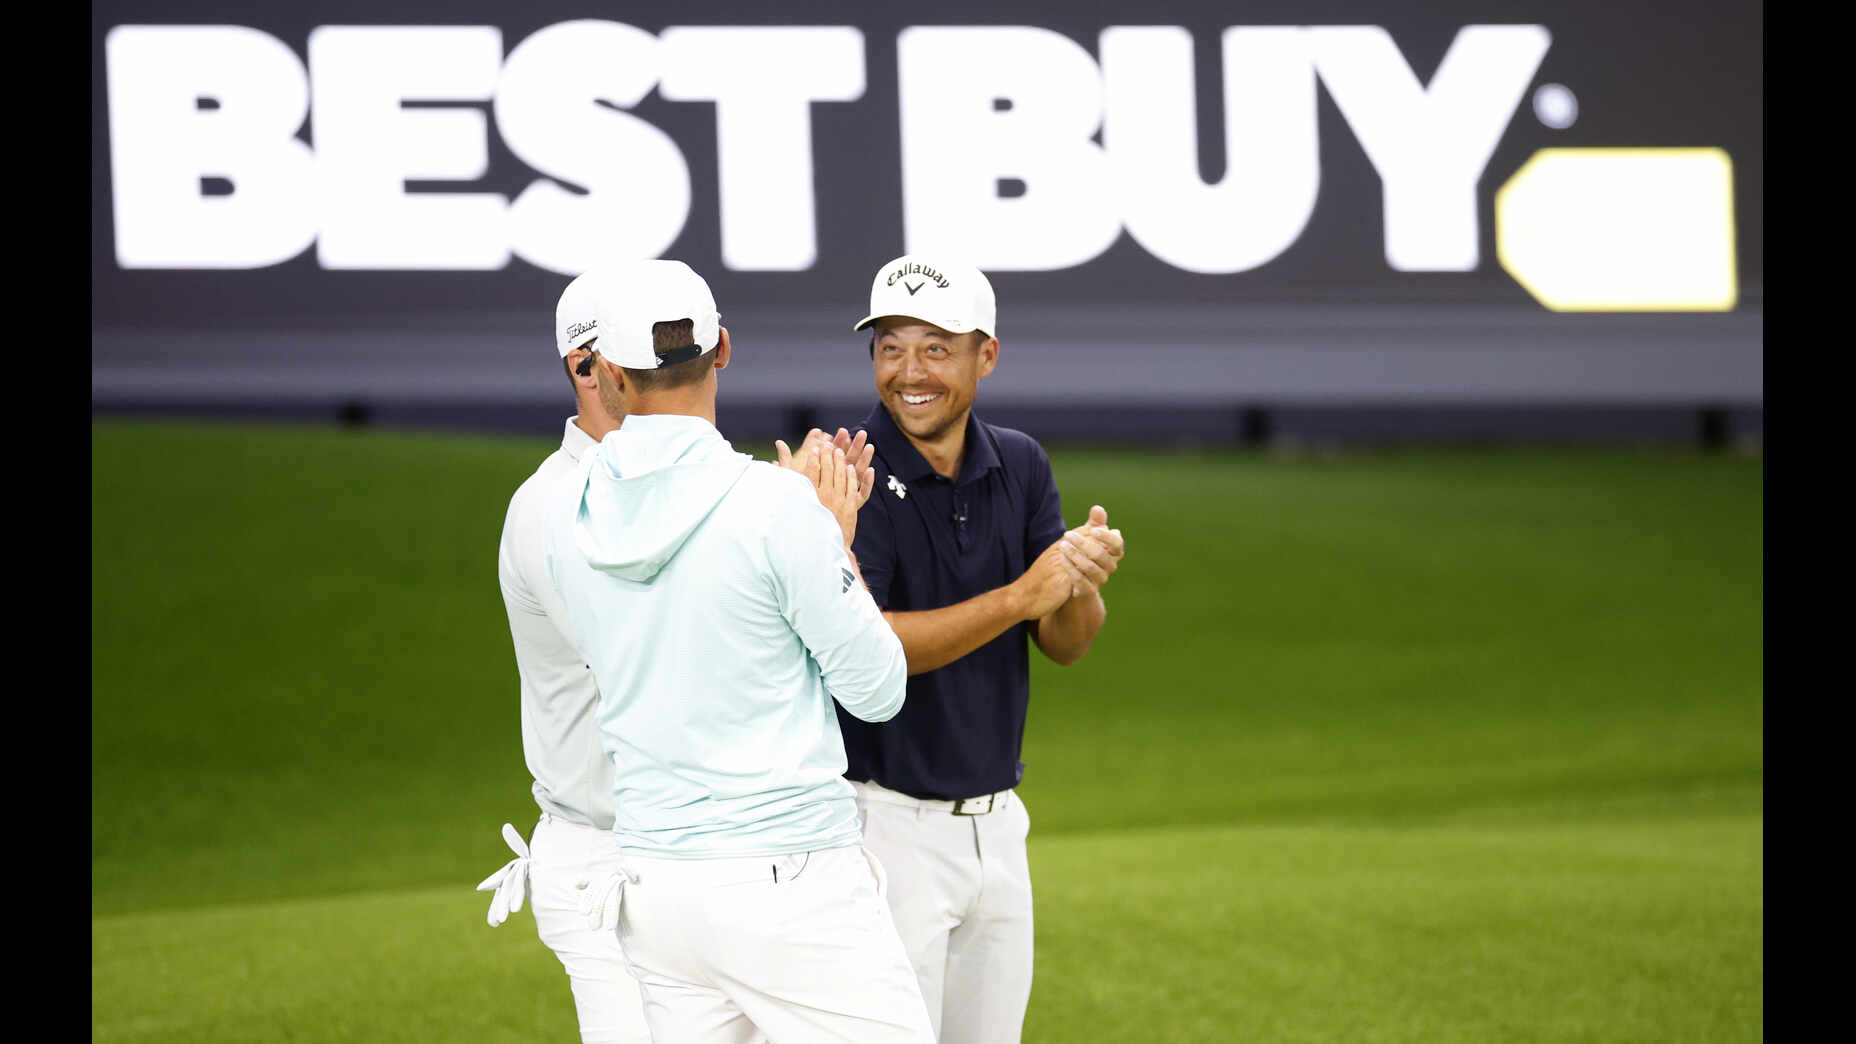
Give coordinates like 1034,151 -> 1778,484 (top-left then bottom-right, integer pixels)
615,844 -> 936,1044
528,814 -> 655,1044
853,782 -> 1035,1044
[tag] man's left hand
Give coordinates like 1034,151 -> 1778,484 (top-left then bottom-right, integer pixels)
1060,505 -> 1124,594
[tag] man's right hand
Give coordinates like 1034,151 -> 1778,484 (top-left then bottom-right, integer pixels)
777,427 -> 876,503
1012,536 -> 1090,621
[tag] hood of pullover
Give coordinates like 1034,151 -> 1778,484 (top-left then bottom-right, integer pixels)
573,414 -> 752,582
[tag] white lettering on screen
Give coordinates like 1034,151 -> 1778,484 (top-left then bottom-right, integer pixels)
308,26 -> 509,269
898,26 -> 1121,271
106,25 -> 318,268
1308,25 -> 1551,271
496,20 -> 691,275
659,26 -> 866,272
1099,26 -> 1319,274
103,22 -> 1552,276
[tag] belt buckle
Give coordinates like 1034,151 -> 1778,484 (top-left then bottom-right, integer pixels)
952,793 -> 995,816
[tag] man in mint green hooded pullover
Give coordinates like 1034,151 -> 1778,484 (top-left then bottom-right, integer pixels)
547,259 -> 935,1043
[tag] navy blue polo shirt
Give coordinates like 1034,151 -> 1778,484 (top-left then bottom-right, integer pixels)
835,404 -> 1067,800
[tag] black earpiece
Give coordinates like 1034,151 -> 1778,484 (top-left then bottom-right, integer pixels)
575,352 -> 596,377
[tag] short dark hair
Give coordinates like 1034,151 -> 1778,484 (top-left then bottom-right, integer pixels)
622,318 -> 718,392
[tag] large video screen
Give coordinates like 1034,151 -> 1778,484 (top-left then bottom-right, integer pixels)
92,0 -> 1762,411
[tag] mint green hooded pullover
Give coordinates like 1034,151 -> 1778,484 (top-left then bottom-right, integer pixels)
549,414 -> 906,858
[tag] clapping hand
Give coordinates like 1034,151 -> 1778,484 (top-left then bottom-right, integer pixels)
776,427 -> 876,503
778,428 -> 875,546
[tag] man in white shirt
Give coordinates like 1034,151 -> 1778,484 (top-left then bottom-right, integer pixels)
549,259 -> 936,1043
478,267 -> 653,1044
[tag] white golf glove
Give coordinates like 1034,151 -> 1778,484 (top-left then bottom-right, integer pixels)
579,868 -> 630,933
475,822 -> 532,927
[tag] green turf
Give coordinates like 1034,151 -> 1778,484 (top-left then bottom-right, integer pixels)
91,418 -> 1762,1042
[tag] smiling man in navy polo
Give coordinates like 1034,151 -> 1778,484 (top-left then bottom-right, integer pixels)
837,253 -> 1126,1044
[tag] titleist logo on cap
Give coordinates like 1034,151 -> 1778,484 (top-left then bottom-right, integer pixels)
565,320 -> 596,340
885,263 -> 950,290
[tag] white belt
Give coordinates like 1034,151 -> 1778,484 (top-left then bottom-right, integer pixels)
854,780 -> 1012,816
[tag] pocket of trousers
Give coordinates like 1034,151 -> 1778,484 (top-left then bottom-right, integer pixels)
579,871 -> 628,933
858,845 -> 890,900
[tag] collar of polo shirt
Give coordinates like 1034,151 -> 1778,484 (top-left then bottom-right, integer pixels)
868,406 -> 1002,487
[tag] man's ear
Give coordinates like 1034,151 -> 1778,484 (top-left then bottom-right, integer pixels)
977,335 -> 999,380
568,348 -> 599,390
713,327 -> 733,373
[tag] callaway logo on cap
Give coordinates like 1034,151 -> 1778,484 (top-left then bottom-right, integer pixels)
853,253 -> 996,340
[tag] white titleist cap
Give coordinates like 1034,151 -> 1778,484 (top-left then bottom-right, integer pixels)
554,269 -> 603,358
853,253 -> 997,339
589,260 -> 722,370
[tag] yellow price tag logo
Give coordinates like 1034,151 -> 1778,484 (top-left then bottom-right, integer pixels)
1496,147 -> 1738,312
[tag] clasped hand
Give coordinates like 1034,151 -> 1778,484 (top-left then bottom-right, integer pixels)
1016,505 -> 1125,620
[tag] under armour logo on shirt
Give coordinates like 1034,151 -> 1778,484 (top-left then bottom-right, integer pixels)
887,474 -> 908,500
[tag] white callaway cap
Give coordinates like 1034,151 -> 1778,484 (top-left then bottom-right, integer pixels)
554,269 -> 603,358
589,260 -> 722,370
853,253 -> 997,339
